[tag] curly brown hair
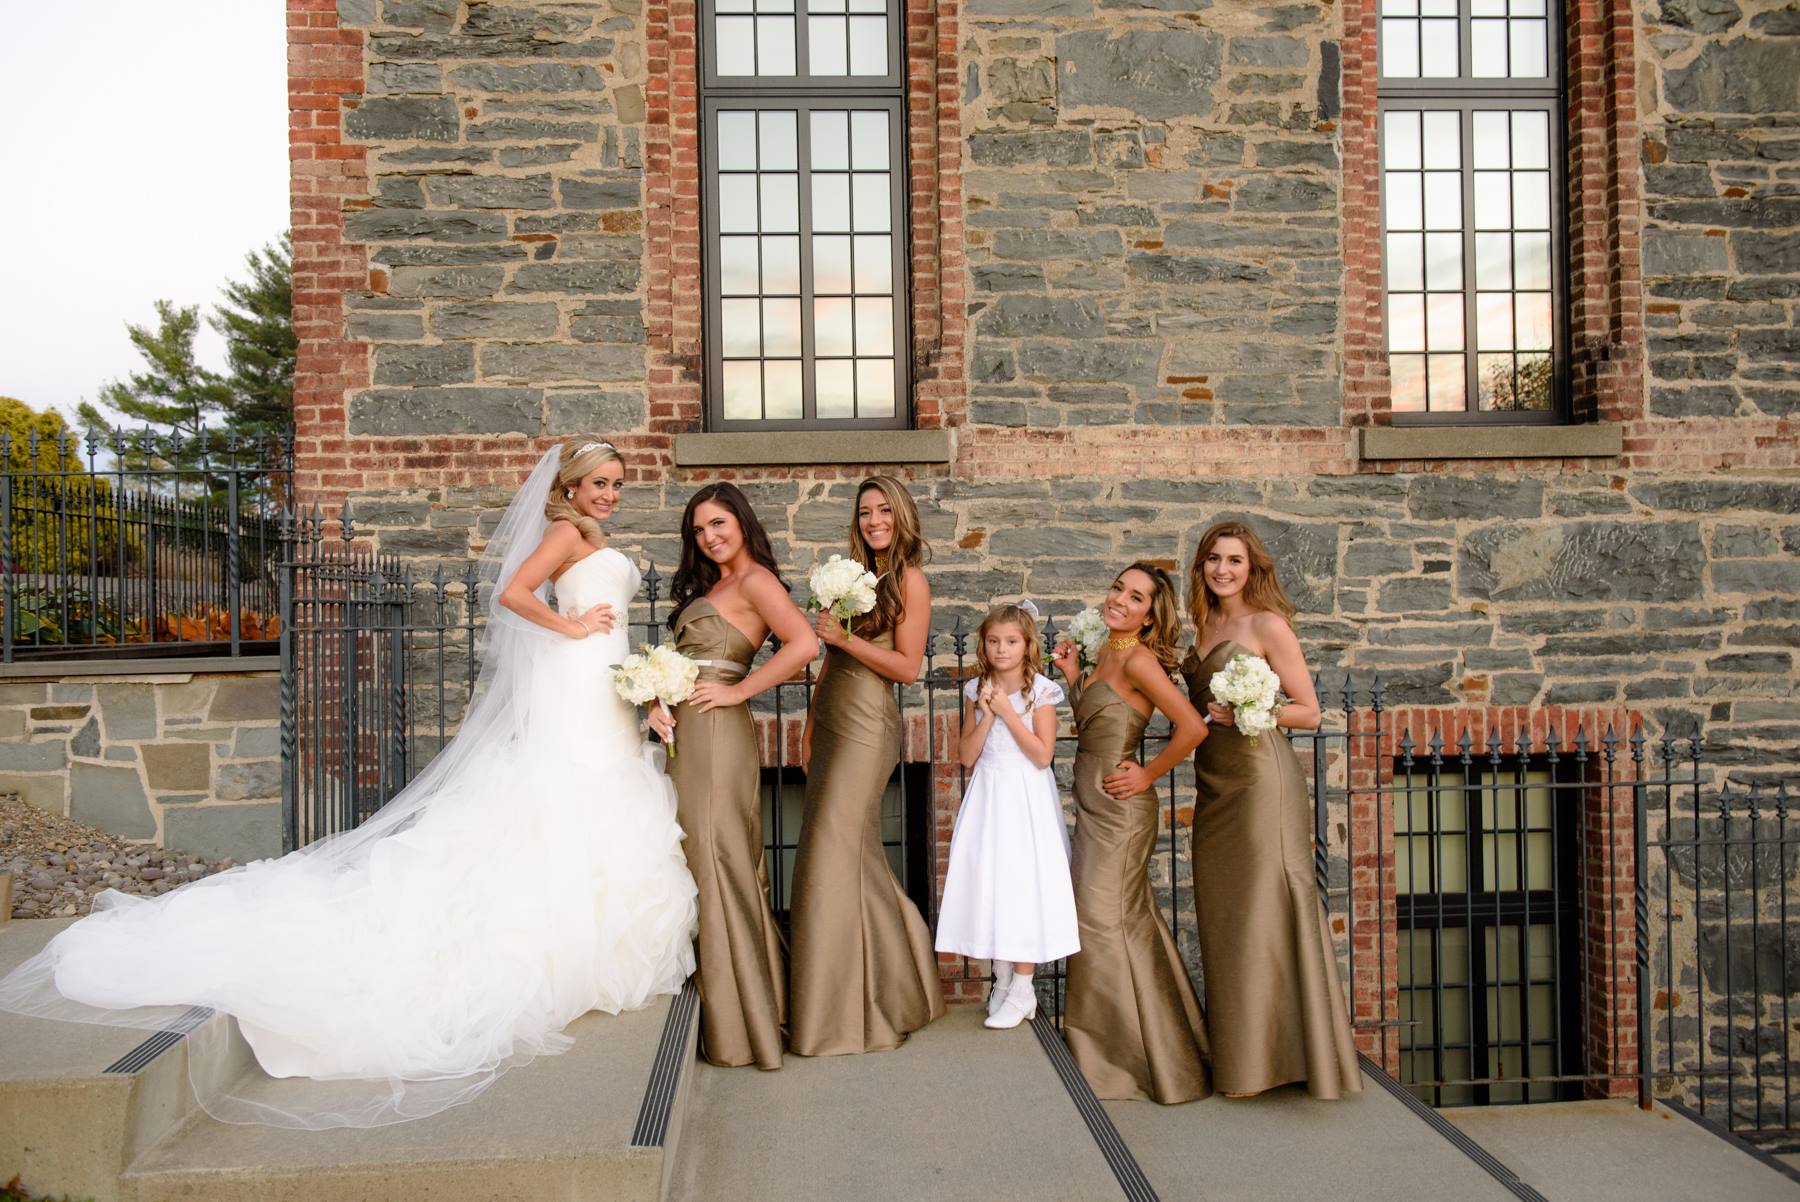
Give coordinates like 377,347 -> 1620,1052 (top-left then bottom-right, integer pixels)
846,475 -> 930,636
1116,561 -> 1184,671
667,482 -> 784,630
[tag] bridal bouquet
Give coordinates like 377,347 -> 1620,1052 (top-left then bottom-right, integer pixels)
808,554 -> 879,640
612,644 -> 701,755
1207,652 -> 1287,747
1063,607 -> 1109,670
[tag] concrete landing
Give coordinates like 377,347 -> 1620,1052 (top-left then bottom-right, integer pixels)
1105,1065 -> 1520,1202
668,1006 -> 1125,1202
1443,1099 -> 1800,1202
124,999 -> 688,1202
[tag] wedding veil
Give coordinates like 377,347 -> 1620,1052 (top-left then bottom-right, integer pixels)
0,445 -> 591,1127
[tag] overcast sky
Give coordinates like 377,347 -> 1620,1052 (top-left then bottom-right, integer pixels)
0,1 -> 290,422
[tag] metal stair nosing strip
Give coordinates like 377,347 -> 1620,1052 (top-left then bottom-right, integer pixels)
1029,1010 -> 1162,1202
630,980 -> 701,1149
103,1006 -> 214,1075
1356,1055 -> 1550,1202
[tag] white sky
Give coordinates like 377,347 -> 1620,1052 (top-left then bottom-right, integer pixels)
0,1 -> 290,422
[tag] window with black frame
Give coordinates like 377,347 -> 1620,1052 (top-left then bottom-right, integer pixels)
1378,1 -> 1566,423
1393,759 -> 1583,1106
699,0 -> 910,431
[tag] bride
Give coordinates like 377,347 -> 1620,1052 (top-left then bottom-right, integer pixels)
0,440 -> 699,1128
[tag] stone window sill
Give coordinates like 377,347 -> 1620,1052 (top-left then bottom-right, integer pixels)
673,429 -> 954,468
0,655 -> 281,681
1357,423 -> 1623,462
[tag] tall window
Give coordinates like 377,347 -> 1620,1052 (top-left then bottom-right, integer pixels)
1394,759 -> 1582,1106
700,0 -> 910,430
1378,2 -> 1566,423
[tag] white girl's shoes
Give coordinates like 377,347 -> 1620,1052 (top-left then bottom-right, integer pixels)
987,961 -> 1015,1016
984,974 -> 1037,1029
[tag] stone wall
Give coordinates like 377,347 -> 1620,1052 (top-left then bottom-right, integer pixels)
0,670 -> 282,862
960,1 -> 1342,430
294,0 -> 1799,780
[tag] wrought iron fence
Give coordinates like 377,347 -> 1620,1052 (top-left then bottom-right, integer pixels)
278,536 -> 1796,1137
1641,771 -> 1800,1145
0,427 -> 291,662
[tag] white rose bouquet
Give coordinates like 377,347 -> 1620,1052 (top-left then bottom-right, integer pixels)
1207,652 -> 1288,747
612,643 -> 701,755
1063,607 -> 1109,670
808,554 -> 879,640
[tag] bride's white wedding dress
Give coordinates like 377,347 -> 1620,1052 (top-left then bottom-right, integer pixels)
0,458 -> 699,1128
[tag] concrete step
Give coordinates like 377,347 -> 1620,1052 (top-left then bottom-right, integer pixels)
1443,1098 -> 1800,1202
667,1006 -> 1127,1202
1,917 -> 236,1202
1,916 -> 703,1202
1105,1064 -> 1524,1201
122,988 -> 700,1202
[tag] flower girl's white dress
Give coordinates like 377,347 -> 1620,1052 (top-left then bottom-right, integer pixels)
935,675 -> 1080,964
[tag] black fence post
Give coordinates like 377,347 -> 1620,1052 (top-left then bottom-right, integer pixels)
1632,725 -> 1651,1111
278,508 -> 298,854
226,448 -> 243,656
1,438 -> 14,666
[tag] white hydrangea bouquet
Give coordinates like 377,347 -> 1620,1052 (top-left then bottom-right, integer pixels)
612,643 -> 701,755
1063,607 -> 1109,670
808,553 -> 879,640
1207,652 -> 1289,747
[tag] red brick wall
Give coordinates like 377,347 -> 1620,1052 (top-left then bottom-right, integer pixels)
287,0 -> 372,498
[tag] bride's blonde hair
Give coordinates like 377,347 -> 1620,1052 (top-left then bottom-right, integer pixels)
543,439 -> 624,546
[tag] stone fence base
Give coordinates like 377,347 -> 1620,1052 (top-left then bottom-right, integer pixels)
0,659 -> 281,863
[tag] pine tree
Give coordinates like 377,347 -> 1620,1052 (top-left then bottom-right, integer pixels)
212,233 -> 295,445
78,299 -> 233,465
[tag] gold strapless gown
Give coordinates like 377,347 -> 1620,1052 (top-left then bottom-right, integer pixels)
667,600 -> 786,1069
1063,679 -> 1212,1104
789,629 -> 944,1055
1182,640 -> 1360,1098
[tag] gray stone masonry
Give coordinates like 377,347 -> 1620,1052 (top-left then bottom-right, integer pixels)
337,0 -> 647,441
0,672 -> 282,861
323,1 -> 1798,778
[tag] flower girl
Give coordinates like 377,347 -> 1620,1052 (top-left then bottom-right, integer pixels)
935,601 -> 1080,1029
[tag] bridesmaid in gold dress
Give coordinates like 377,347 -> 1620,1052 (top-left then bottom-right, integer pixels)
650,483 -> 818,1069
1180,521 -> 1360,1099
1052,563 -> 1211,1104
790,475 -> 944,1055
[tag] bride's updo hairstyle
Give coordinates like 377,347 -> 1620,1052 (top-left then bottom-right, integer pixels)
667,481 -> 784,630
1186,521 -> 1296,638
1116,561 -> 1185,672
847,474 -> 930,637
543,439 -> 624,546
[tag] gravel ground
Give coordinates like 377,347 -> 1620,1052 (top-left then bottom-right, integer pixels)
2,794 -> 235,920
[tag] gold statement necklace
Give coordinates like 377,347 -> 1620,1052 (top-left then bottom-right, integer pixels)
1107,633 -> 1141,652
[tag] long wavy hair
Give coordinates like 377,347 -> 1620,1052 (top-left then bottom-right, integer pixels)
1186,521 -> 1297,639
667,482 -> 784,630
974,602 -> 1042,698
1116,561 -> 1184,671
847,475 -> 930,636
543,439 -> 624,547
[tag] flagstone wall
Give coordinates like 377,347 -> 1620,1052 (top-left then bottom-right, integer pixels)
0,670 -> 282,861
